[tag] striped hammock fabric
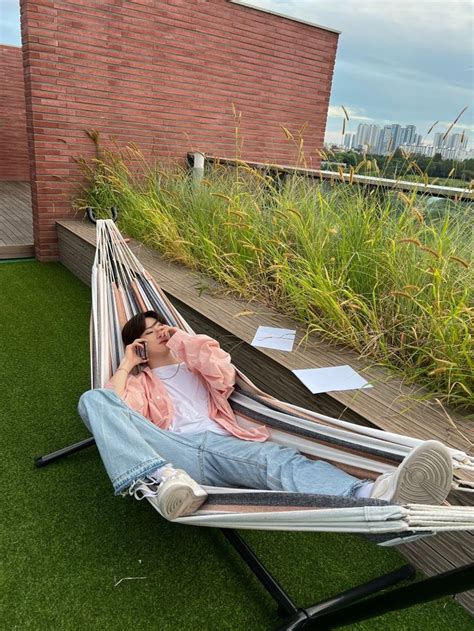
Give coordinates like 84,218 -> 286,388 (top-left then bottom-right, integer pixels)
91,220 -> 474,541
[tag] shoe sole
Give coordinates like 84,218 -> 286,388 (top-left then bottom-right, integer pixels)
394,441 -> 452,505
158,483 -> 207,520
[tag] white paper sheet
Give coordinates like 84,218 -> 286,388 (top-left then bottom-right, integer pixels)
292,365 -> 373,394
250,326 -> 296,352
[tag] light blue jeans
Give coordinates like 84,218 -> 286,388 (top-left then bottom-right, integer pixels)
78,389 -> 367,497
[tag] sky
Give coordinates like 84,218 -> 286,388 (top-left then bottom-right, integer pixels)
1,0 -> 473,145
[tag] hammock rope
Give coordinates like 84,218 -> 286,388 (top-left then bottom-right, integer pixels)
91,220 -> 474,538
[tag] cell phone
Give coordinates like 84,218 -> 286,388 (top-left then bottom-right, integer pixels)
135,341 -> 148,361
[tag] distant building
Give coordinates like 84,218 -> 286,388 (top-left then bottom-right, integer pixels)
343,133 -> 354,149
367,125 -> 381,152
390,124 -> 403,151
344,119 -> 469,160
375,125 -> 392,154
433,132 -> 444,150
353,123 -> 380,152
442,148 -> 459,160
444,133 -> 467,152
354,123 -> 370,149
371,123 -> 417,155
403,125 -> 416,145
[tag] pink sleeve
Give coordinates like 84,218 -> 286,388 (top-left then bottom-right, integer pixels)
104,375 -> 147,413
166,330 -> 236,396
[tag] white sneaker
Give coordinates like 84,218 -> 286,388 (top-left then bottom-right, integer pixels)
155,469 -> 208,520
371,440 -> 453,505
129,468 -> 207,519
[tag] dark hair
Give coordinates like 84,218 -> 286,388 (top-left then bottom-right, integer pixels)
122,310 -> 167,346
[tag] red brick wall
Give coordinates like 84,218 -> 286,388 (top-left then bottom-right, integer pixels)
20,0 -> 338,261
0,45 -> 30,181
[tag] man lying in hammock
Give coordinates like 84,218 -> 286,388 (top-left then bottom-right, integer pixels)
78,310 -> 453,520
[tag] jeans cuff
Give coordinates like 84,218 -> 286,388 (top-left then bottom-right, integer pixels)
113,458 -> 168,495
345,478 -> 372,498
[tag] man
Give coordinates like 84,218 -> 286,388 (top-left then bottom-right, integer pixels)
78,311 -> 453,520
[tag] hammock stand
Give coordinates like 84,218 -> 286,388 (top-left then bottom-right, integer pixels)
35,212 -> 474,629
34,431 -> 474,629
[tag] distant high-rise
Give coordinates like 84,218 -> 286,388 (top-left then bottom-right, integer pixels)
368,125 -> 381,152
404,125 -> 416,145
338,119 -> 469,160
354,123 -> 380,151
343,133 -> 354,149
354,124 -> 370,148
369,123 -> 418,155
390,124 -> 403,151
376,125 -> 393,155
433,132 -> 444,150
446,133 -> 463,151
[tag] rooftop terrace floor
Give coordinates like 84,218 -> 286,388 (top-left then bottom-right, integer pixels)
0,181 -> 34,259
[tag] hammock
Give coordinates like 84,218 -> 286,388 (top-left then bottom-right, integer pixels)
89,219 -> 474,540
35,216 -> 474,627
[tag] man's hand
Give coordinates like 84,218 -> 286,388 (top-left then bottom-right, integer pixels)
108,338 -> 148,397
121,339 -> 148,371
157,325 -> 179,344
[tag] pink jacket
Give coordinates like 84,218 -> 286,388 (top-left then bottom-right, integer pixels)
105,329 -> 269,442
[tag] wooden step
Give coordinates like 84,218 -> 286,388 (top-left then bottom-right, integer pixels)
0,244 -> 35,259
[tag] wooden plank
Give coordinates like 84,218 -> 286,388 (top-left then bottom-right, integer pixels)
0,182 -> 33,247
0,224 -> 26,243
0,244 -> 35,259
400,530 -> 474,612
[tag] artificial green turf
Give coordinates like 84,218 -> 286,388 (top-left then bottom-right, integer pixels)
0,261 -> 472,630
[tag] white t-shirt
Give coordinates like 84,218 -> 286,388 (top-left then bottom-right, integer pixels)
152,362 -> 231,436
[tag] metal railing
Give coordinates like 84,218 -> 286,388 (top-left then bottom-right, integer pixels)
188,153 -> 473,201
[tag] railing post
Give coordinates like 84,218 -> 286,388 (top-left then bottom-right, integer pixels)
191,151 -> 205,183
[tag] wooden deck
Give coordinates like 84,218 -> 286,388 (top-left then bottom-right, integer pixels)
57,219 -> 474,614
0,182 -> 34,259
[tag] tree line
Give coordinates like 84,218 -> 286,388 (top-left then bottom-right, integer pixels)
326,149 -> 474,184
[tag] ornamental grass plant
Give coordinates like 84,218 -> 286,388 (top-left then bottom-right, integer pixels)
75,140 -> 474,412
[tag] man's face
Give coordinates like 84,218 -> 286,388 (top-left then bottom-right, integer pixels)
141,318 -> 171,356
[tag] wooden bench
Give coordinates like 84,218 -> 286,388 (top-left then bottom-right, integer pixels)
57,219 -> 474,614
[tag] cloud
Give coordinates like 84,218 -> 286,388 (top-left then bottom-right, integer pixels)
260,0 -> 473,50
331,58 -> 472,133
327,106 -> 374,122
427,121 -> 474,134
248,0 -> 474,141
